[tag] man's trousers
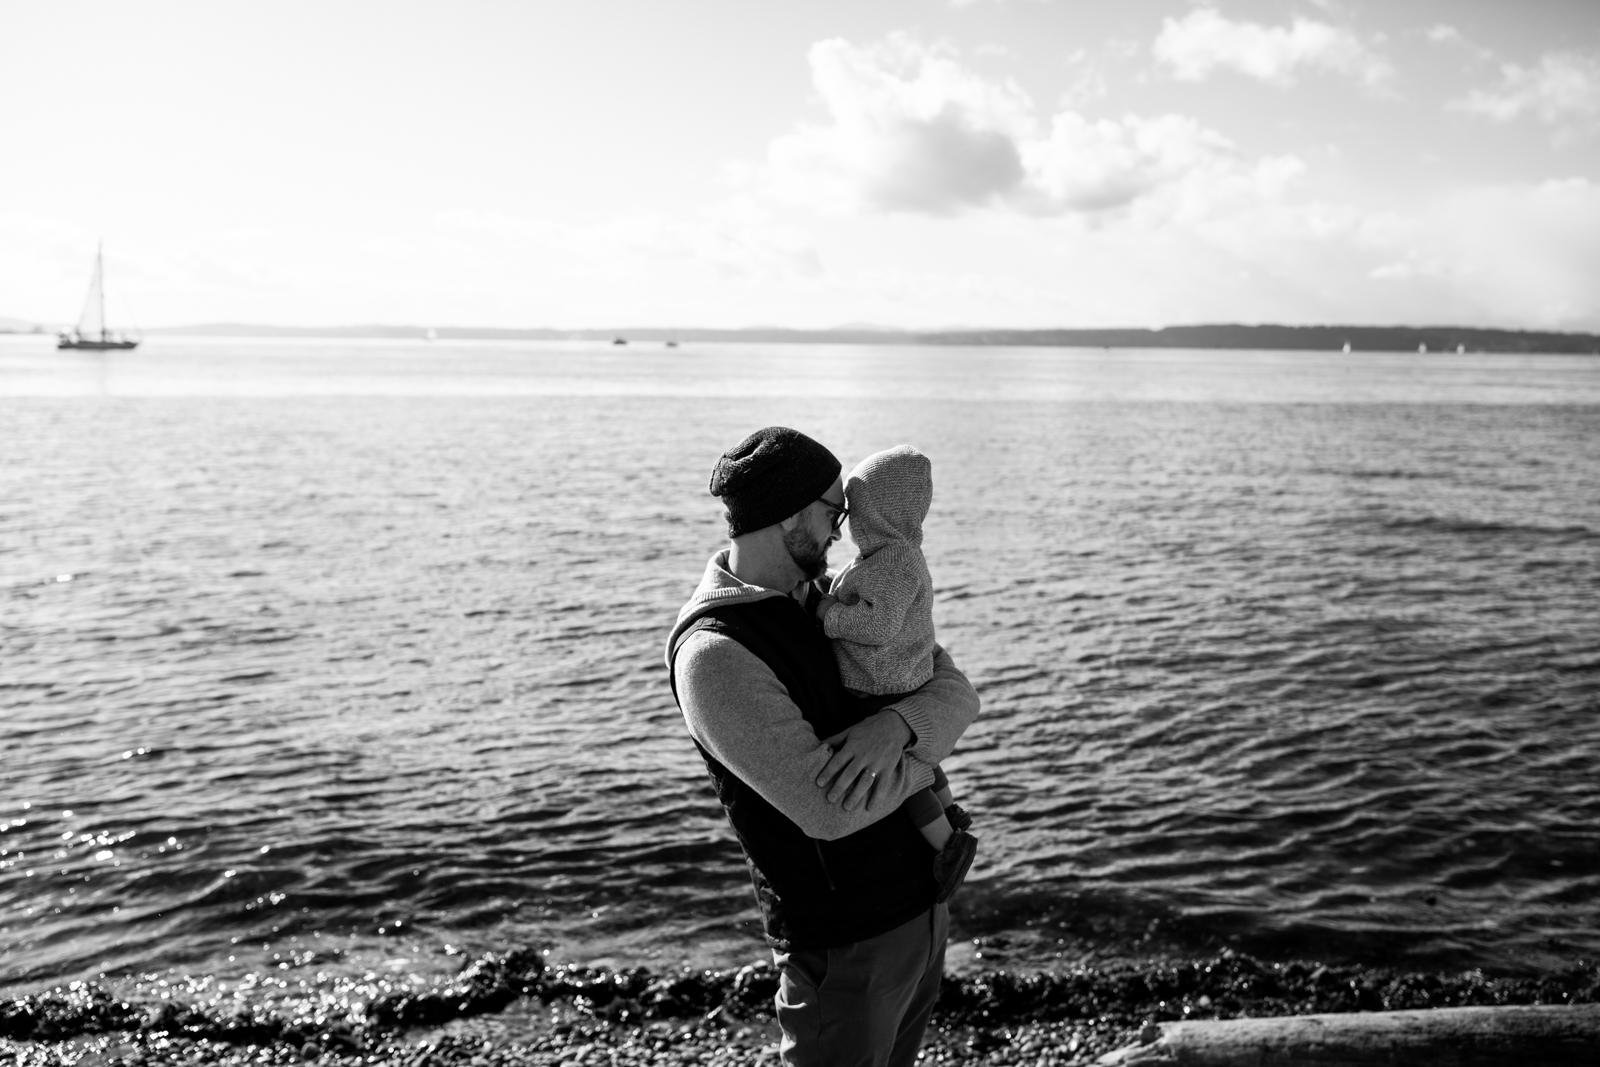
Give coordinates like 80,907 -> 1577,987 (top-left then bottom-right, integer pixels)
771,903 -> 950,1066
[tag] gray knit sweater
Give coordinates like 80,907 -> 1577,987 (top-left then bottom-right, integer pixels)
823,445 -> 937,695
666,549 -> 979,841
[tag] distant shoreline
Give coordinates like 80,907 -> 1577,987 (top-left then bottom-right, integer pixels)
5,322 -> 1600,354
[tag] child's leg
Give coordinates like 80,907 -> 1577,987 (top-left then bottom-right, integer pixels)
911,779 -> 979,903
903,788 -> 953,850
928,764 -> 971,830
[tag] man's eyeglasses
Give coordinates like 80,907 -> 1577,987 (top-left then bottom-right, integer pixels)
820,499 -> 849,533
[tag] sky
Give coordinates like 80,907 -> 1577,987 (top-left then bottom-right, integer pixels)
2,0 -> 1598,332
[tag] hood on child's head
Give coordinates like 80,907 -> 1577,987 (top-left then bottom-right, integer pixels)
844,445 -> 932,551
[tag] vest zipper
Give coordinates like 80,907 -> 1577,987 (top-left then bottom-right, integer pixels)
813,841 -> 838,892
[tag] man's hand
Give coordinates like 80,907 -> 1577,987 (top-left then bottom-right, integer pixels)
817,710 -> 912,811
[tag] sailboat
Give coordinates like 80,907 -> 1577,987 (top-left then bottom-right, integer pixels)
58,244 -> 139,350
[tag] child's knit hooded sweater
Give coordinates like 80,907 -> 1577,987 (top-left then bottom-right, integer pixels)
823,445 -> 937,695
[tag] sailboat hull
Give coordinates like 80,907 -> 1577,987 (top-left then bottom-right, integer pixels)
58,337 -> 139,350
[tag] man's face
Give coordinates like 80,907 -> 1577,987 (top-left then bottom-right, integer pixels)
783,480 -> 846,581
783,520 -> 830,581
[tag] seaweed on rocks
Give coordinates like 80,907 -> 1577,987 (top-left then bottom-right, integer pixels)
937,951 -> 1600,1029
1,982 -> 142,1042
0,981 -> 300,1046
367,947 -> 548,1029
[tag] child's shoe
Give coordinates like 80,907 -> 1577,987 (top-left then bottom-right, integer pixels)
932,829 -> 977,904
944,803 -> 973,833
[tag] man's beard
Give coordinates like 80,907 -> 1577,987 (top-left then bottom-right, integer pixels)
782,525 -> 829,581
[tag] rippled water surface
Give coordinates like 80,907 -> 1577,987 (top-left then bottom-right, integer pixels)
4,337 -> 1598,997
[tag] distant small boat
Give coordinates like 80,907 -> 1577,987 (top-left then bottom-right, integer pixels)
58,244 -> 139,350
665,340 -> 678,348
612,337 -> 628,346
1418,343 -> 1428,354
1342,341 -> 1351,354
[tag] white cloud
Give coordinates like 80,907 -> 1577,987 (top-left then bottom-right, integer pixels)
1425,24 -> 1464,47
766,36 -> 1032,216
760,35 -> 1295,223
1427,23 -> 1497,69
1454,51 -> 1600,131
1423,23 -> 1494,62
1152,7 -> 1391,88
1021,112 -> 1235,213
1055,41 -> 1142,109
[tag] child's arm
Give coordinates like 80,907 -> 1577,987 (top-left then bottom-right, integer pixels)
821,549 -> 918,646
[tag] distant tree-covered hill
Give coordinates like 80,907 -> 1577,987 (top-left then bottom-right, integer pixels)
912,324 -> 1600,354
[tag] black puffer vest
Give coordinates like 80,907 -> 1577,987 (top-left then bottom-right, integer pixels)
669,593 -> 935,949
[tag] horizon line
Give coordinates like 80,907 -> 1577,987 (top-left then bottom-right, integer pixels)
9,320 -> 1600,335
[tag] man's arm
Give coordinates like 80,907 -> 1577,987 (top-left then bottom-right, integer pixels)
885,644 -> 980,765
674,630 -> 937,841
814,644 -> 980,807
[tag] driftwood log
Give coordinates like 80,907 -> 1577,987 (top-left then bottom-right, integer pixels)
1097,1003 -> 1600,1065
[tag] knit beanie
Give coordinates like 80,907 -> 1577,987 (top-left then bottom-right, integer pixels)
709,426 -> 842,538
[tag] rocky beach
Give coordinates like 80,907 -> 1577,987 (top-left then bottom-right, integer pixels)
6,948 -> 1598,1066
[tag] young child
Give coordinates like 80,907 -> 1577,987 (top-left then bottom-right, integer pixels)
817,444 -> 977,903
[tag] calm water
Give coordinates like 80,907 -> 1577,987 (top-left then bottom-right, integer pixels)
3,336 -> 1598,1001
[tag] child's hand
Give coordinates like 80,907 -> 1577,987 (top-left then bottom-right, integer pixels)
815,593 -> 839,619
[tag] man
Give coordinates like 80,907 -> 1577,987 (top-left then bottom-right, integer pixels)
665,426 -> 981,1066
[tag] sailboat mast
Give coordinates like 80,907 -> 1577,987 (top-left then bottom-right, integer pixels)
96,242 -> 107,342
